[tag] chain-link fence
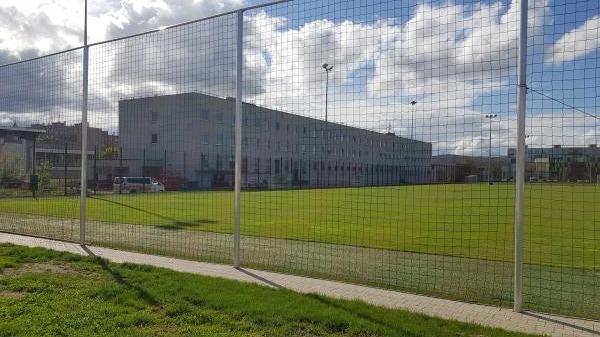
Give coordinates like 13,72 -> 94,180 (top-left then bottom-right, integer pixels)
0,0 -> 598,319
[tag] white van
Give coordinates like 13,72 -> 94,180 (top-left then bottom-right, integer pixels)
113,177 -> 165,193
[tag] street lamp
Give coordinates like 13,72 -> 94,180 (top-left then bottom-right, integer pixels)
485,114 -> 497,184
410,100 -> 417,139
322,63 -> 334,122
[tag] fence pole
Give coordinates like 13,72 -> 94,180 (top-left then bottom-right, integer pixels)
64,143 -> 68,196
119,147 -> 123,193
233,9 -> 243,268
231,0 -> 292,268
514,0 -> 528,313
95,145 -> 99,194
79,0 -> 89,246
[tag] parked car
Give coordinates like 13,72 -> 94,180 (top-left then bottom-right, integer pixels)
113,177 -> 165,193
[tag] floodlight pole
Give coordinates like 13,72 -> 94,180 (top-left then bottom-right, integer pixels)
80,0 -> 89,245
514,0 -> 528,313
233,0 -> 291,269
323,63 -> 333,122
410,101 -> 416,139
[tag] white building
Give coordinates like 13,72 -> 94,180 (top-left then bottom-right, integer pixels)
119,92 -> 432,189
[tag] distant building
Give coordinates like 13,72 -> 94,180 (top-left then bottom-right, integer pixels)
31,121 -> 117,151
119,92 -> 432,189
508,145 -> 600,182
431,154 -> 511,183
0,126 -> 45,183
29,122 -> 118,181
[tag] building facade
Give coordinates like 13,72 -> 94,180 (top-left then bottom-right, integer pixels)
0,126 -> 45,185
508,145 -> 600,182
431,154 -> 512,183
119,92 -> 432,189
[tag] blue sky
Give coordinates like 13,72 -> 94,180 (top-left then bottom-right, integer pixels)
0,0 -> 598,155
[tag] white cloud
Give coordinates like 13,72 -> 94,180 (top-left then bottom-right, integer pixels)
0,1 -> 82,58
1,0 -> 597,156
0,0 -> 245,58
546,15 -> 600,63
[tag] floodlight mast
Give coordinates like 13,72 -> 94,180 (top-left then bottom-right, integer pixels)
410,100 -> 416,139
323,63 -> 334,122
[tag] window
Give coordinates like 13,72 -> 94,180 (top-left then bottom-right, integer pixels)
242,157 -> 248,173
151,134 -> 158,144
151,111 -> 158,122
274,160 -> 281,174
216,113 -> 223,124
202,134 -> 209,145
201,154 -> 209,169
201,109 -> 209,121
216,155 -> 223,169
254,158 -> 260,173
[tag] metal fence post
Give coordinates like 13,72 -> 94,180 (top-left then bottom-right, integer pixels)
79,0 -> 89,246
514,0 -> 528,313
233,0 -> 291,268
233,9 -> 243,268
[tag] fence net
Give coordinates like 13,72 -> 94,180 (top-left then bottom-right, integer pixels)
0,0 -> 598,319
524,0 -> 600,316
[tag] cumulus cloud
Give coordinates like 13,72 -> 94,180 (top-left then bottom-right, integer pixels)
0,0 -> 597,155
546,15 -> 600,63
0,0 -> 246,57
99,0 -> 244,41
370,0 -> 546,99
0,2 -> 82,58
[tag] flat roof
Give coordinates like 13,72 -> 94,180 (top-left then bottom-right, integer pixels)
0,126 -> 46,134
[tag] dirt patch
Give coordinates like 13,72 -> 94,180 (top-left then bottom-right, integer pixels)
2,262 -> 77,276
0,290 -> 27,298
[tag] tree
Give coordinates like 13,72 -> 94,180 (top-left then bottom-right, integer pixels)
99,146 -> 120,160
0,152 -> 25,186
37,160 -> 53,192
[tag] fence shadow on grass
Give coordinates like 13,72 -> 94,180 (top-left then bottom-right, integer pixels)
236,268 -> 285,289
522,312 -> 600,336
80,244 -> 158,306
306,293 -> 401,333
89,196 -> 217,230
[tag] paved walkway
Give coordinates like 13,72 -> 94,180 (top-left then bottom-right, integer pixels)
1,232 -> 598,337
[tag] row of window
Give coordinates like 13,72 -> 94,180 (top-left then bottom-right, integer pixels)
195,154 -> 427,175
150,133 -> 427,162
150,109 -> 422,151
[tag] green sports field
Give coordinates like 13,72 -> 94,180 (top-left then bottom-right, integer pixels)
0,183 -> 598,319
0,183 -> 597,268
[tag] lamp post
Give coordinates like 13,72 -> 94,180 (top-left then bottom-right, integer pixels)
485,114 -> 497,184
410,100 -> 417,139
322,63 -> 334,122
322,63 -> 334,186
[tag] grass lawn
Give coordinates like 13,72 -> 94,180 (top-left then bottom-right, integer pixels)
0,243 -> 542,337
0,184 -> 597,268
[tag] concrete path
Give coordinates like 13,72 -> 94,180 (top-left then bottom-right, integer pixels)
1,232 -> 598,337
